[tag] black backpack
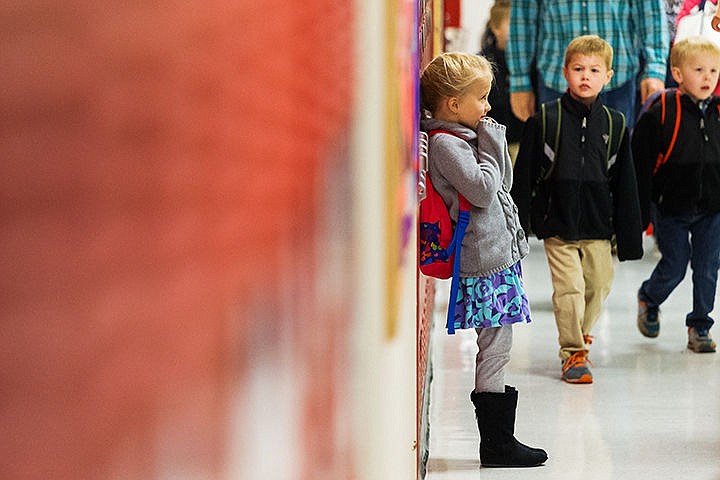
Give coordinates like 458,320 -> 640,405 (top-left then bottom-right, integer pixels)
538,97 -> 626,182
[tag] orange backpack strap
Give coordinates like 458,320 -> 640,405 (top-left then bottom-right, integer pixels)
653,89 -> 682,174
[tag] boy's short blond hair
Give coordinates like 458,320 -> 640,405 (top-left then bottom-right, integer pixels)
564,35 -> 614,70
420,52 -> 493,115
670,36 -> 720,69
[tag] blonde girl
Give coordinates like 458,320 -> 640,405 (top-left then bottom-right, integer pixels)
420,52 -> 547,468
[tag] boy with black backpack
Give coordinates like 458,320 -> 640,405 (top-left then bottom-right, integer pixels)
634,36 -> 720,353
511,35 -> 643,384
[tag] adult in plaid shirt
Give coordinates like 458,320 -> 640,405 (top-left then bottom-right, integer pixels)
507,0 -> 669,127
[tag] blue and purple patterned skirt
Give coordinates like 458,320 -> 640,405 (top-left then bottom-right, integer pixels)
453,261 -> 532,330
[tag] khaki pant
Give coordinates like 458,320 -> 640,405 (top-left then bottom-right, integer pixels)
543,237 -> 614,361
508,142 -> 520,167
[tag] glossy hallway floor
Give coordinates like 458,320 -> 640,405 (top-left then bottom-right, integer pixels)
425,237 -> 720,480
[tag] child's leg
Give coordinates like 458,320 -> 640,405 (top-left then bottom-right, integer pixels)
639,213 -> 691,306
687,213 -> 720,332
470,327 -> 547,467
579,239 -> 614,337
474,325 -> 512,393
543,237 -> 585,361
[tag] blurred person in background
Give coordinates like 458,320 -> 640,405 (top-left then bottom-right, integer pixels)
479,0 -> 524,164
507,0 -> 669,127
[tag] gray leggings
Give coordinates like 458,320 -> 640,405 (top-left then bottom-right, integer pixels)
474,325 -> 513,393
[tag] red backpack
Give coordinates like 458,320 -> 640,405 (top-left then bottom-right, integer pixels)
418,129 -> 472,334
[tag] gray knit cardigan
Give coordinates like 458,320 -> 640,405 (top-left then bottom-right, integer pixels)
421,117 -> 529,277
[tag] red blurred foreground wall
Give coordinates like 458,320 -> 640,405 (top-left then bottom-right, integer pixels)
0,2 -> 353,479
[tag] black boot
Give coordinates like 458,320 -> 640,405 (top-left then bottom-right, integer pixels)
470,386 -> 547,467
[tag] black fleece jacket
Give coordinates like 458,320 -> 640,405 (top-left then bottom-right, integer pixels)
511,93 -> 643,261
632,93 -> 720,228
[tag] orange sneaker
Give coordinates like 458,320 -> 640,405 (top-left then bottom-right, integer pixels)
561,351 -> 593,384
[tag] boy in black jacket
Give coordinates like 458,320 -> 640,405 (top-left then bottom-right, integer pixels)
511,35 -> 643,383
634,37 -> 720,353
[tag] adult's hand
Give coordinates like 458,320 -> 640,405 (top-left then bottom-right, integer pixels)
510,91 -> 536,122
712,14 -> 720,32
640,78 -> 665,104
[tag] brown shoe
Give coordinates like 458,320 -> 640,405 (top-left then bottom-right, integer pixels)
687,327 -> 716,353
637,299 -> 660,338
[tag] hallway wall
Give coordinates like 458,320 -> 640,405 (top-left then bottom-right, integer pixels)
1,2 -> 356,479
443,0 -> 494,52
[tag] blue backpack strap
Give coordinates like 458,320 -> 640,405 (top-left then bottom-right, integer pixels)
426,128 -> 473,334
444,200 -> 470,334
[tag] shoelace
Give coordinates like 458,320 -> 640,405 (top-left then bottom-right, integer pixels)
562,351 -> 593,373
583,334 -> 594,345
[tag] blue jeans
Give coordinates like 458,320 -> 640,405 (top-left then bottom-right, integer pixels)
536,74 -> 637,128
638,211 -> 720,331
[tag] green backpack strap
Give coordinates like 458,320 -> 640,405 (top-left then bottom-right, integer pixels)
540,99 -> 624,180
540,98 -> 562,180
602,105 -> 626,171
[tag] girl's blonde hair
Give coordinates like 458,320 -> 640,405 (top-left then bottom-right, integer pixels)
671,36 -> 720,69
420,52 -> 493,115
564,35 -> 614,70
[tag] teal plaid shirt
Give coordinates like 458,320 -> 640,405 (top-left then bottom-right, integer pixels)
507,0 -> 669,93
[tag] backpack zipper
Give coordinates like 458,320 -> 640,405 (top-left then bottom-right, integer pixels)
699,115 -> 708,199
578,116 -> 587,228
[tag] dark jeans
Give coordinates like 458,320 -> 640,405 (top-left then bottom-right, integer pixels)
536,74 -> 637,128
638,211 -> 720,332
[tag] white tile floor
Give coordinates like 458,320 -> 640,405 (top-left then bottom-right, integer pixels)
425,237 -> 720,480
